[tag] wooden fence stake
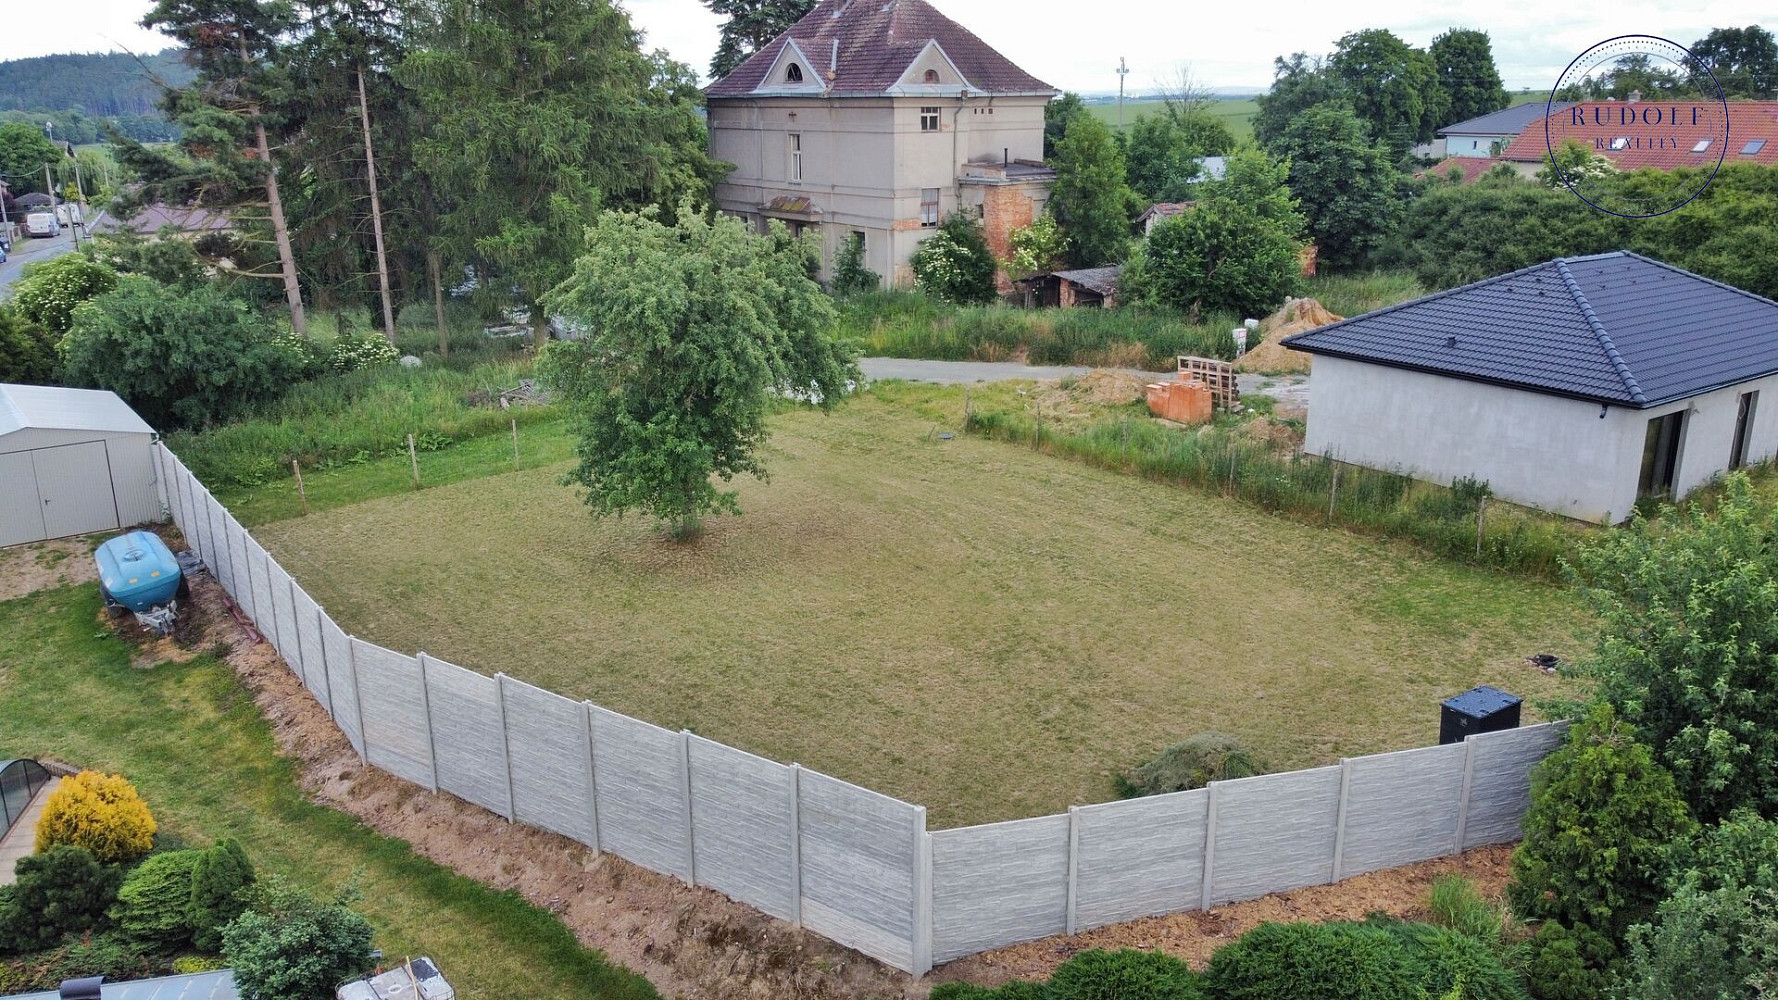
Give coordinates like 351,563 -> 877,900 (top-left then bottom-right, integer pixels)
292,459 -> 308,514
511,418 -> 520,470
1328,466 -> 1340,520
407,433 -> 420,488
963,388 -> 972,432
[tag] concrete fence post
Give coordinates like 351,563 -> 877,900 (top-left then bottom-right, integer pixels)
579,701 -> 601,853
1331,758 -> 1353,881
346,636 -> 368,764
492,672 -> 515,820
1065,806 -> 1080,935
678,730 -> 697,885
1200,782 -> 1220,910
913,806 -> 933,976
787,763 -> 803,928
1453,737 -> 1478,853
312,606 -> 335,718
416,653 -> 440,794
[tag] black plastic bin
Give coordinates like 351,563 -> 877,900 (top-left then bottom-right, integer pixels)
1439,685 -> 1522,745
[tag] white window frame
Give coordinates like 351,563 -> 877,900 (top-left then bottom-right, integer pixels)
789,132 -> 802,183
920,106 -> 940,132
920,188 -> 940,227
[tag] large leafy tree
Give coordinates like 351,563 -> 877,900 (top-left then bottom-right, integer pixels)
129,0 -> 311,336
539,209 -> 860,539
1049,113 -> 1134,268
1043,91 -> 1085,160
1273,102 -> 1404,269
1691,26 -> 1778,98
1430,28 -> 1508,126
0,122 -> 62,195
1568,474 -> 1778,823
1121,113 -> 1201,204
1330,29 -> 1447,156
703,0 -> 815,80
399,0 -> 721,350
1251,53 -> 1345,152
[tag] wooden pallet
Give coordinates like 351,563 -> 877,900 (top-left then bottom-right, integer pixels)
1178,355 -> 1240,411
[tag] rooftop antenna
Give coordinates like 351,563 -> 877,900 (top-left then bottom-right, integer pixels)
1117,57 -> 1129,132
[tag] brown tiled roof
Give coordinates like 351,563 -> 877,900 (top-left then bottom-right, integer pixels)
1499,101 -> 1778,169
707,0 -> 1054,99
1414,157 -> 1517,184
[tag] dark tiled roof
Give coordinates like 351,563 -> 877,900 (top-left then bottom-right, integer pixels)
1281,251 -> 1778,408
1440,101 -> 1574,136
124,203 -> 233,234
707,0 -> 1054,98
1052,266 -> 1122,296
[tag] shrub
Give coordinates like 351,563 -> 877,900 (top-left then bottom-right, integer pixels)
931,982 -> 1053,1000
1048,949 -> 1202,1000
1567,474 -> 1778,822
1123,200 -> 1300,319
1506,705 -> 1694,943
1427,875 -> 1511,949
1515,922 -> 1617,1000
86,229 -> 208,287
188,839 -> 255,952
11,252 -> 118,334
0,933 -> 161,993
0,303 -> 58,384
830,232 -> 881,297
1005,214 -> 1066,278
59,275 -> 306,429
0,846 -> 122,954
35,771 -> 157,865
222,877 -> 374,1000
1119,733 -> 1262,797
113,849 -> 202,951
912,212 -> 999,305
1371,920 -> 1528,1000
1203,921 -> 1422,1000
327,328 -> 401,374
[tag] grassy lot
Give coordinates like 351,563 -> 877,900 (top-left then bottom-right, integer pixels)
0,584 -> 657,1000
253,383 -> 1584,828
1086,97 -> 1257,142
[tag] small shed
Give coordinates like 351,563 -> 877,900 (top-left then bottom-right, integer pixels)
0,384 -> 160,547
1021,266 -> 1122,308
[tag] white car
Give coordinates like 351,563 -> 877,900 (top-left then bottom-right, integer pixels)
24,211 -> 60,237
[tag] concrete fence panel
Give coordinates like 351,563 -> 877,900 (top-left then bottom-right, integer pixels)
319,614 -> 363,755
172,458 -> 198,544
502,676 -> 597,845
1209,766 -> 1342,905
930,814 -> 1069,963
686,735 -> 798,923
246,539 -> 277,635
1072,789 -> 1209,931
1337,744 -> 1469,877
224,514 -> 252,614
796,769 -> 923,973
1461,723 -> 1568,849
351,639 -> 436,789
264,559 -> 300,674
421,655 -> 510,817
290,584 -> 330,711
588,705 -> 692,880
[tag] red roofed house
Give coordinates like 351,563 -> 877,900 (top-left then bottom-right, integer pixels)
1500,97 -> 1778,174
705,0 -> 1057,290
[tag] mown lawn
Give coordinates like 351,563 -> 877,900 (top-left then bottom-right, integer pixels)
0,585 -> 657,1000
252,383 -> 1584,828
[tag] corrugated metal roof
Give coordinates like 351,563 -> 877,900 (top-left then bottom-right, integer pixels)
1281,251 -> 1778,408
1439,101 -> 1575,137
0,384 -> 154,438
3,970 -> 237,1000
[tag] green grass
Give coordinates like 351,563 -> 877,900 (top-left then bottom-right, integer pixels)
1086,97 -> 1258,142
0,584 -> 657,1000
250,383 -> 1583,828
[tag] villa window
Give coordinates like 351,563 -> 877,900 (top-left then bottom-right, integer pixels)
923,69 -> 940,84
920,188 -> 940,227
786,63 -> 804,83
920,106 -> 940,132
789,133 -> 802,183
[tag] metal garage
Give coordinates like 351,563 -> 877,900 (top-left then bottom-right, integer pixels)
0,383 -> 161,548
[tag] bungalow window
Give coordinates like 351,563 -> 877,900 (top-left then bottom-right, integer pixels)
1638,410 -> 1687,497
789,133 -> 802,183
1742,139 -> 1767,155
920,106 -> 940,132
1692,139 -> 1713,153
1731,391 -> 1759,469
786,63 -> 804,83
920,188 -> 940,227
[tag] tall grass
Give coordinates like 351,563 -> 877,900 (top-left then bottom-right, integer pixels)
1304,270 -> 1428,318
1426,875 -> 1514,949
963,404 -> 1590,578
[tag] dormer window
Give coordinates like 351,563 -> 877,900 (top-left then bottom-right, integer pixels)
786,63 -> 804,83
923,69 -> 940,84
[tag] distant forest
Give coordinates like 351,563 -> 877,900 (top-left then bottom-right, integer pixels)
0,48 -> 194,116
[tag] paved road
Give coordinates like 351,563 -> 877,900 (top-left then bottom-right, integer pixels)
0,212 -> 107,297
858,357 -> 1311,408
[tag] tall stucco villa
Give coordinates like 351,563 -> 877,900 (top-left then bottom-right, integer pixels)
705,0 -> 1058,288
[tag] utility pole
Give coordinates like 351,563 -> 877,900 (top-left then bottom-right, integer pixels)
1117,57 -> 1130,132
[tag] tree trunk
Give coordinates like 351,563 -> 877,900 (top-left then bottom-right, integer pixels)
531,304 -> 549,353
358,67 -> 398,345
427,248 -> 449,356
253,119 -> 307,337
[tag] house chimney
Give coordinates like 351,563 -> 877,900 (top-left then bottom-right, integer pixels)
59,979 -> 104,1000
1628,89 -> 1642,104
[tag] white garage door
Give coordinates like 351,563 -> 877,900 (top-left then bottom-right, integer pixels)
0,441 -> 122,546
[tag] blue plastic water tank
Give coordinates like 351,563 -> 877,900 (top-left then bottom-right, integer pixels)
96,531 -> 183,612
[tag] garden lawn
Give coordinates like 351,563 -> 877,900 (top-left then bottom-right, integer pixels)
252,384 -> 1584,828
0,585 -> 657,1000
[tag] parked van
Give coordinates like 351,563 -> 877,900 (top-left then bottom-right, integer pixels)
54,203 -> 82,226
25,212 -> 60,237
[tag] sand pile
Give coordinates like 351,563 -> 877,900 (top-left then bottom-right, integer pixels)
1033,370 -> 1149,420
1233,297 -> 1342,375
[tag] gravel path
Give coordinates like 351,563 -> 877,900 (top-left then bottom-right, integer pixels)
858,357 -> 1311,409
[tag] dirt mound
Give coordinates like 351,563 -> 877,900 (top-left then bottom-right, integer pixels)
1234,298 -> 1342,376
1033,370 -> 1148,421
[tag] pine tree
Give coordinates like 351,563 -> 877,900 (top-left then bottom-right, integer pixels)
703,0 -> 816,80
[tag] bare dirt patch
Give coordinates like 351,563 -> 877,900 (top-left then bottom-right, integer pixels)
170,559 -> 1526,1000
0,536 -> 100,602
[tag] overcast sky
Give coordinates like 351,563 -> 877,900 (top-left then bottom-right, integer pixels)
3,0 -> 1768,94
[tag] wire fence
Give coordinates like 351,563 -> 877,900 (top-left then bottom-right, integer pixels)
155,441 -> 1566,974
